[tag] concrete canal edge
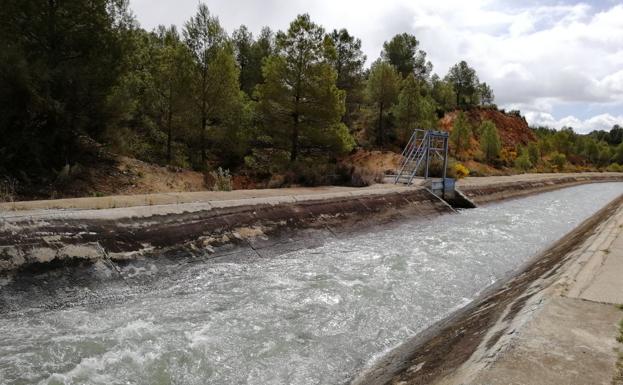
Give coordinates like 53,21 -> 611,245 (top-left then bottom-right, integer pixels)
351,191 -> 623,385
1,173 -> 622,273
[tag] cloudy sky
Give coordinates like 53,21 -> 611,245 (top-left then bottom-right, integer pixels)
130,0 -> 623,133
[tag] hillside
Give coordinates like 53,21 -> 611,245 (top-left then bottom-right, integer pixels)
440,108 -> 536,149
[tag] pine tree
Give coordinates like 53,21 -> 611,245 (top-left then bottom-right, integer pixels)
450,111 -> 471,158
394,74 -> 437,144
479,120 -> 501,162
184,4 -> 225,163
152,26 -> 194,164
366,60 -> 401,146
381,33 -> 432,79
255,14 -> 353,162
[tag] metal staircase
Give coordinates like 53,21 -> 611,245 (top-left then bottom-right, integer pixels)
394,129 -> 450,185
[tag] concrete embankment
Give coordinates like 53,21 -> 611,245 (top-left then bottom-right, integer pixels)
0,186 -> 452,272
352,191 -> 623,385
1,172 -> 622,273
458,172 -> 623,204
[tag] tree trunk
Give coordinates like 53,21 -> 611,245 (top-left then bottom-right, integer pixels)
378,102 -> 384,146
291,113 -> 299,162
201,106 -> 207,163
166,88 -> 173,164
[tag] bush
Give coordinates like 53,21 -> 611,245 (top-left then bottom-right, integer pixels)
453,163 -> 470,179
514,153 -> 532,172
208,167 -> 232,191
0,177 -> 19,202
607,163 -> 623,172
550,152 -> 567,170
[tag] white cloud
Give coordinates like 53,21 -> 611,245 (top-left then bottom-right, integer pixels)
129,0 -> 623,131
525,111 -> 623,133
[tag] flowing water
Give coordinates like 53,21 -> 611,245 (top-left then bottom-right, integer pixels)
0,183 -> 622,385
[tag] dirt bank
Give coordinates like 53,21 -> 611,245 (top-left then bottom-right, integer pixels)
351,193 -> 623,385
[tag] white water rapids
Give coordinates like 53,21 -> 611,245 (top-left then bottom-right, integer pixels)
0,183 -> 622,385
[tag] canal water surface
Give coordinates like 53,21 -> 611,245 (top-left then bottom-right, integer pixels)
0,183 -> 622,385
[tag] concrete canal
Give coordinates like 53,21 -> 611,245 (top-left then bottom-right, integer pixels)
0,182 -> 622,385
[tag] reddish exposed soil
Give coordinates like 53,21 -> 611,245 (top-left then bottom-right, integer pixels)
439,108 -> 536,149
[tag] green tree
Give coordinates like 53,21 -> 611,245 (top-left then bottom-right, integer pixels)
255,14 -> 353,162
184,4 -> 236,164
514,151 -> 532,171
431,74 -> 457,114
366,60 -> 401,146
445,61 -> 480,108
450,111 -> 471,158
152,26 -> 194,164
584,139 -> 599,164
232,25 -> 255,95
527,141 -> 540,165
381,33 -> 432,79
550,151 -> 566,170
0,0 -> 126,177
232,25 -> 274,96
612,142 -> 623,164
393,74 -> 437,144
327,28 -> 366,126
478,82 -> 495,106
479,120 -> 501,162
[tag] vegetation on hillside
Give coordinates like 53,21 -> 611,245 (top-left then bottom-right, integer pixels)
1,1 -> 621,199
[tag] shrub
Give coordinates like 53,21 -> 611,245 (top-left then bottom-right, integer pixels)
209,167 -> 232,191
453,163 -> 470,179
479,120 -> 501,162
514,152 -> 532,172
527,142 -> 540,165
550,151 -> 567,170
0,177 -> 19,202
607,163 -> 623,172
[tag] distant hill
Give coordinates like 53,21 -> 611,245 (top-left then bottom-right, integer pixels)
440,108 -> 536,149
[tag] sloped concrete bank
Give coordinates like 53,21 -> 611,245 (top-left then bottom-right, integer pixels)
351,192 -> 623,385
0,188 -> 452,273
1,173 -> 622,273
459,172 -> 623,204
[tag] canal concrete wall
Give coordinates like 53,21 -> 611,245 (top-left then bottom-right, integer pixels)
458,172 -> 623,204
352,192 -> 623,385
0,188 -> 452,272
1,173 -> 622,272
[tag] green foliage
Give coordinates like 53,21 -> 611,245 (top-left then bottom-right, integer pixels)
327,29 -> 366,126
233,25 -> 274,96
550,151 -> 567,170
430,74 -> 457,115
393,75 -> 437,144
255,14 -> 352,163
478,82 -> 495,106
366,60 -> 401,145
382,33 -> 432,79
514,151 -> 532,171
184,4 -> 241,165
527,142 -> 540,165
613,142 -> 623,164
479,120 -> 501,162
445,61 -> 480,108
450,111 -> 471,158
0,0 -> 126,178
